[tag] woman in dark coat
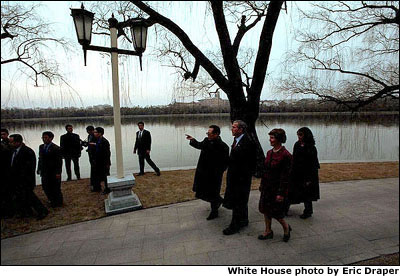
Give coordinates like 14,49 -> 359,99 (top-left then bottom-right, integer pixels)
258,128 -> 293,242
288,127 -> 320,219
186,125 -> 229,220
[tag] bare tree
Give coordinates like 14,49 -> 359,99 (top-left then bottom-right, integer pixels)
277,1 -> 399,111
88,1 -> 285,175
1,2 -> 70,87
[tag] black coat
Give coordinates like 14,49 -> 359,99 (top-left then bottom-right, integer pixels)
10,144 -> 37,191
37,143 -> 63,178
223,134 -> 256,209
190,137 -> 229,202
93,137 -> 111,178
60,132 -> 82,158
289,141 -> 320,203
134,129 -> 152,154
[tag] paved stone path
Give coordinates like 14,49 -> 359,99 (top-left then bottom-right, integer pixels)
1,178 -> 398,265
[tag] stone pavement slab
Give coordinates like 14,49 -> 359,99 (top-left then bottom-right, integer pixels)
1,178 -> 398,265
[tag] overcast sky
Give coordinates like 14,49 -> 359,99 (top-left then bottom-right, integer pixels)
1,1 -> 299,109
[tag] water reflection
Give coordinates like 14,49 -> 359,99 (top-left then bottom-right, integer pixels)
3,114 -> 399,184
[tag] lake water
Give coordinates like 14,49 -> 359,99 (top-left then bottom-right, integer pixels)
3,113 -> 399,184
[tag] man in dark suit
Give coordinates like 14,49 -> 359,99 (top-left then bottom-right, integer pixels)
133,121 -> 160,176
91,127 -> 111,194
37,131 -> 63,207
60,124 -> 82,181
9,134 -> 48,220
186,125 -> 229,220
223,120 -> 256,235
1,128 -> 14,218
82,125 -> 96,191
1,128 -> 10,146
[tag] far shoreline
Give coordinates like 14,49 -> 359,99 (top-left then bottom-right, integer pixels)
2,111 -> 399,123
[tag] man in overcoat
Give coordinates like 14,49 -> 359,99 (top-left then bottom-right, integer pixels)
1,129 -> 14,218
91,127 -> 111,194
60,124 -> 82,181
9,134 -> 48,220
186,125 -> 229,220
37,131 -> 63,207
223,120 -> 256,235
133,121 -> 160,176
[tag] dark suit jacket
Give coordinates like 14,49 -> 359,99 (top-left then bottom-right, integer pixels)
223,134 -> 256,209
134,129 -> 152,154
60,132 -> 82,158
37,143 -> 63,178
10,144 -> 37,191
93,137 -> 111,177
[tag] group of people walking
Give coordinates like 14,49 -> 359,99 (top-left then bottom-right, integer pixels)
0,121 -> 163,220
0,125 -> 112,220
1,119 -> 319,239
187,121 -> 320,242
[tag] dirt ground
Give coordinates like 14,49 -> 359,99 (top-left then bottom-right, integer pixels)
1,161 -> 398,240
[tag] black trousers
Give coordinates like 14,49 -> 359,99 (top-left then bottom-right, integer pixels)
41,175 -> 63,207
15,188 -> 48,217
64,157 -> 80,179
304,201 -> 313,215
91,166 -> 109,191
138,152 -> 159,173
210,196 -> 223,212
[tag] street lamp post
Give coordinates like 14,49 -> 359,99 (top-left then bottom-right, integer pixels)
71,4 -> 149,214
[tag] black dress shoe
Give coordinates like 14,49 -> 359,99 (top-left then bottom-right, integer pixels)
135,172 -> 145,176
223,226 -> 239,235
156,171 -> 161,176
283,225 -> 292,242
258,231 -> 274,240
206,211 -> 218,220
300,213 -> 312,219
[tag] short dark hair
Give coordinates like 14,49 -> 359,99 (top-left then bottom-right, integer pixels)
268,128 -> 287,144
65,124 -> 73,130
86,125 -> 95,131
42,131 -> 54,139
137,121 -> 144,126
9,134 -> 23,143
209,125 -> 221,135
1,128 -> 9,134
95,127 -> 104,135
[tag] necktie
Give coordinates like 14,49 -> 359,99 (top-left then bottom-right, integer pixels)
139,131 -> 142,139
45,144 -> 50,153
232,139 -> 237,149
11,149 -> 17,166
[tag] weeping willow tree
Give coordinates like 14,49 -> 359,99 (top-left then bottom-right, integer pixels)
276,1 -> 399,111
88,1 -> 285,176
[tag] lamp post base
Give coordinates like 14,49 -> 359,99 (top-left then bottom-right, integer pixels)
105,174 -> 142,215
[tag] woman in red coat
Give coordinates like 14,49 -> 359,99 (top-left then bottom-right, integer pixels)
258,129 -> 293,242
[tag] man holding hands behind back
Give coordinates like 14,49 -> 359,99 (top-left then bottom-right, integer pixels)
186,125 -> 229,220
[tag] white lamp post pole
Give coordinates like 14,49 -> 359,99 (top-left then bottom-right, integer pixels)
109,25 -> 124,179
71,5 -> 148,214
